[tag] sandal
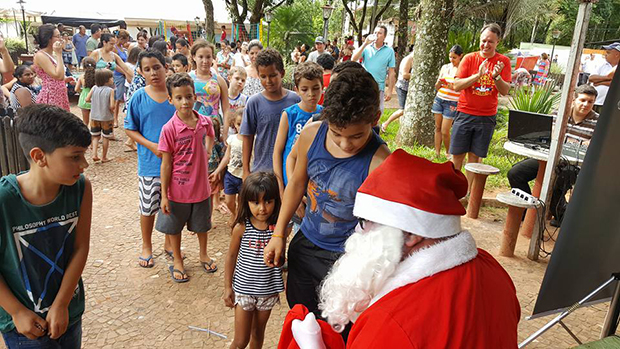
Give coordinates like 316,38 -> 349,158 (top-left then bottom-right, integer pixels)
138,255 -> 154,268
168,265 -> 189,283
201,259 -> 218,273
164,250 -> 186,260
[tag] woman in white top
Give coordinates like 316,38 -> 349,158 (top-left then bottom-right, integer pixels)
233,41 -> 251,68
431,44 -> 463,158
380,49 -> 413,133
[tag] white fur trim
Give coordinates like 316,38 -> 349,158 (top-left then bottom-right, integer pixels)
369,231 -> 478,307
354,192 -> 462,238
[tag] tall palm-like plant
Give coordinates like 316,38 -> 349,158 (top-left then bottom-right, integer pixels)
509,82 -> 561,115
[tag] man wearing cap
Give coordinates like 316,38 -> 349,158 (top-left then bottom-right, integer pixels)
307,37 -> 327,63
317,149 -> 520,348
351,26 -> 396,112
589,42 -> 619,111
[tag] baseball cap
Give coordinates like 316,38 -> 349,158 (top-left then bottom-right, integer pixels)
315,36 -> 325,44
602,42 -> 620,51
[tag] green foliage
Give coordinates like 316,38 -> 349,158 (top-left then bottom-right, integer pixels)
5,38 -> 25,52
552,0 -> 620,46
549,63 -> 564,75
509,83 -> 561,114
269,0 -> 321,57
380,107 -> 522,189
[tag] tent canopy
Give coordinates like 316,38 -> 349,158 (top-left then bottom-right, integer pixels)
41,15 -> 124,28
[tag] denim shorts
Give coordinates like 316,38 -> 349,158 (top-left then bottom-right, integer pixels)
431,96 -> 458,119
113,74 -> 126,101
396,87 -> 408,109
449,111 -> 497,158
2,319 -> 82,349
155,197 -> 212,234
223,171 -> 242,195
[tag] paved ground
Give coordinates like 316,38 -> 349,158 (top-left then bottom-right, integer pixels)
1,101 -> 612,348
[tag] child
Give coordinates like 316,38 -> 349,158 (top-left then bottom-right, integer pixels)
227,66 -> 248,134
75,57 -> 96,126
263,69 -> 391,320
0,104 -> 91,348
165,57 -> 175,78
210,108 -> 244,227
171,53 -> 189,73
241,48 -> 300,177
223,172 -> 284,349
315,53 -> 334,105
209,117 -> 227,216
273,62 -> 323,192
124,49 -> 177,268
86,68 -> 115,163
122,48 -> 142,153
156,73 -> 216,282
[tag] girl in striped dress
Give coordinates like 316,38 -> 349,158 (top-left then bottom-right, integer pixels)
223,172 -> 284,349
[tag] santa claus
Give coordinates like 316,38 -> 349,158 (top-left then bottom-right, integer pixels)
280,149 -> 521,348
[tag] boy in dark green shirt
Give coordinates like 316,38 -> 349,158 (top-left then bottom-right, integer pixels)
0,104 -> 92,348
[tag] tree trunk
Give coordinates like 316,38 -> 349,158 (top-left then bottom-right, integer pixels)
396,0 -> 454,147
396,0 -> 409,60
202,0 -> 215,42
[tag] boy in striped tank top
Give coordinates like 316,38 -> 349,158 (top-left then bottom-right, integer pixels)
432,45 -> 463,158
264,69 -> 391,336
224,172 -> 283,349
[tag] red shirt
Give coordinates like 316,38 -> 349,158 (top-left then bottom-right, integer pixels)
318,73 -> 331,105
220,30 -> 226,42
456,52 -> 511,116
347,249 -> 520,349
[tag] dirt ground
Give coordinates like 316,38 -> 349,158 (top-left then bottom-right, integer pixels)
1,100 -> 611,348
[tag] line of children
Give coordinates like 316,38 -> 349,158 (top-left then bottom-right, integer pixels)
156,73 -> 217,282
86,69 -> 116,163
224,172 -> 283,349
0,104 -> 92,347
241,48 -> 300,177
210,108 -> 245,227
124,49 -> 177,268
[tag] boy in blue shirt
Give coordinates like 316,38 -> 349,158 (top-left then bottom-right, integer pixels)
240,48 -> 300,178
0,104 -> 92,348
273,61 -> 323,193
264,70 -> 391,322
125,49 -> 177,268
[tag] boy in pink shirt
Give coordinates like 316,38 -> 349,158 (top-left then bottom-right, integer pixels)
156,73 -> 216,283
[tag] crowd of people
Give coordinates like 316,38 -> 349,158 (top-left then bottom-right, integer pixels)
0,17 -> 617,349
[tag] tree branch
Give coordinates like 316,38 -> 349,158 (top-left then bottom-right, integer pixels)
270,0 -> 287,10
342,0 -> 359,32
374,0 -> 394,24
359,0 -> 369,41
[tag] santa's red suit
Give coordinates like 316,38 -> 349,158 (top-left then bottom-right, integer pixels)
347,232 -> 520,349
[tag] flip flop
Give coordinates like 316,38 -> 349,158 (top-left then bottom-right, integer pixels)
138,255 -> 154,268
201,259 -> 218,273
164,250 -> 186,260
168,265 -> 189,283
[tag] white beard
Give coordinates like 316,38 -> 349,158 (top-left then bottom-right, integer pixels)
318,223 -> 404,332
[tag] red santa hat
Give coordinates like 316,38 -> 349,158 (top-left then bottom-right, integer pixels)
353,149 -> 468,238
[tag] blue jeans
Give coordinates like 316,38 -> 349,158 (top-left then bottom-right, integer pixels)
2,319 -> 82,349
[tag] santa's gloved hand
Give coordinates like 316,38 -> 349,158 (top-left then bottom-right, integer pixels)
291,312 -> 327,349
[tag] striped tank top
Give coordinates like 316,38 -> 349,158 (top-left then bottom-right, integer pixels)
436,63 -> 460,102
232,219 -> 284,296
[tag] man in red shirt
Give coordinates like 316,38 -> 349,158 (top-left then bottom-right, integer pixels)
220,25 -> 227,43
452,23 -> 511,175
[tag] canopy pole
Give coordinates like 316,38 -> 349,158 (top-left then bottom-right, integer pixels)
527,0 -> 595,261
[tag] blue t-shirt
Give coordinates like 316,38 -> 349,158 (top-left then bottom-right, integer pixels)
124,88 -> 176,177
362,44 -> 396,91
282,103 -> 322,185
240,91 -> 301,173
72,33 -> 89,57
300,122 -> 384,252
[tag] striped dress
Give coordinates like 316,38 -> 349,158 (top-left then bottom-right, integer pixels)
436,63 -> 460,102
232,219 -> 284,297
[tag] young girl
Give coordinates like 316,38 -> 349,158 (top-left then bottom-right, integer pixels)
75,57 -> 96,125
209,117 -> 227,215
210,109 -> 244,227
86,69 -> 115,163
189,41 -> 230,138
223,172 -> 284,349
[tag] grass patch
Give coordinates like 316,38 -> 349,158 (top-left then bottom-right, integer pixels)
379,107 -> 525,190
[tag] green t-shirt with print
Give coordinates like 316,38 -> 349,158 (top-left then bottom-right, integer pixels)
0,174 -> 86,333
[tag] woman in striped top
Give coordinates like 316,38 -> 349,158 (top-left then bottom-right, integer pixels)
432,45 -> 463,158
224,172 -> 284,349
